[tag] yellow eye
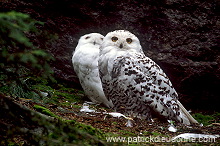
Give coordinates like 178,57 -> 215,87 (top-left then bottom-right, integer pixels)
126,38 -> 132,44
111,36 -> 118,42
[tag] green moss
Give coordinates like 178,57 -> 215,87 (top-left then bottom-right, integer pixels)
54,91 -> 79,102
33,105 -> 59,118
5,141 -> 20,146
31,81 -> 84,106
49,132 -> 59,139
193,113 -> 215,126
142,131 -> 162,136
119,130 -> 136,136
151,132 -> 162,136
33,84 -> 54,92
65,120 -> 106,140
112,122 -> 118,125
212,112 -> 220,123
65,119 -> 77,124
193,112 -> 220,126
0,85 -> 10,95
70,104 -> 82,109
54,87 -> 83,103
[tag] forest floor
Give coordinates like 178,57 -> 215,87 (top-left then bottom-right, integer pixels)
1,0 -> 219,145
11,84 -> 220,145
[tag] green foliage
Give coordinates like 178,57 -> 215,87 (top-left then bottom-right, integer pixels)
54,89 -> 82,103
193,113 -> 215,126
0,96 -> 105,145
212,112 -> 220,123
31,80 -> 83,105
33,104 -> 106,142
0,11 -> 54,99
0,11 -> 39,47
66,120 -> 106,140
119,130 -> 136,136
33,105 -> 59,118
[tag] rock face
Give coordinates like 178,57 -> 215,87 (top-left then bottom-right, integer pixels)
2,0 -> 219,111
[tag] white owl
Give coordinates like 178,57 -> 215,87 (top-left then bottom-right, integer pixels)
72,33 -> 113,108
98,30 -> 198,125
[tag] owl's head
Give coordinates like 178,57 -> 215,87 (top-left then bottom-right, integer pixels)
101,30 -> 142,52
77,33 -> 104,47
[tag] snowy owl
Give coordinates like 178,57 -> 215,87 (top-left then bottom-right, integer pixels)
98,30 -> 198,125
72,33 -> 113,108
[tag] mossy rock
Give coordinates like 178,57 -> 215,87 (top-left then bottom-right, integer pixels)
33,105 -> 59,118
0,95 -> 107,145
66,120 -> 106,140
32,105 -> 106,141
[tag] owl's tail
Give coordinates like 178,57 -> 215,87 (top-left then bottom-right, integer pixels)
177,100 -> 198,125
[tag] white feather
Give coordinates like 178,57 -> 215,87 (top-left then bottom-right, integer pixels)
72,33 -> 113,108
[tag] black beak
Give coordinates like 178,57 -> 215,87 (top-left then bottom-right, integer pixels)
119,43 -> 123,48
93,41 -> 96,45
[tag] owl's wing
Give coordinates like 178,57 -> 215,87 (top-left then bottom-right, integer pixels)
72,46 -> 113,108
72,45 -> 99,80
134,53 -> 178,98
110,53 -> 197,124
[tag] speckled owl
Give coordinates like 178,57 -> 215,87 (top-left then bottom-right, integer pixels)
98,30 -> 198,125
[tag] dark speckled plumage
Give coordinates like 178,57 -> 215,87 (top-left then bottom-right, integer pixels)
99,30 -> 198,125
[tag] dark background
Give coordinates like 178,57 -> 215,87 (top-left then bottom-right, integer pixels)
1,0 -> 219,112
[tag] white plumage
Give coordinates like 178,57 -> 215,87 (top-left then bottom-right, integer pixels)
98,30 -> 198,125
72,33 -> 113,108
